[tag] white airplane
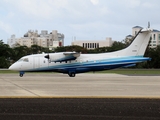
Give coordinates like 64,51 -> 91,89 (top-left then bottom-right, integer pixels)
9,27 -> 152,77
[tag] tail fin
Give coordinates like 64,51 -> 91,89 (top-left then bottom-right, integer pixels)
115,28 -> 152,57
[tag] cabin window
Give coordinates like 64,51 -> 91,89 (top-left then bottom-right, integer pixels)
23,58 -> 29,62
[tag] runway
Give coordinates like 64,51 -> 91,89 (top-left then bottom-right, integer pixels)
0,73 -> 160,97
0,73 -> 160,119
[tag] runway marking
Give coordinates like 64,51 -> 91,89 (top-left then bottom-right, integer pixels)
0,96 -> 160,99
1,78 -> 40,97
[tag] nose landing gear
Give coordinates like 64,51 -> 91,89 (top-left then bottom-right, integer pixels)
19,71 -> 25,77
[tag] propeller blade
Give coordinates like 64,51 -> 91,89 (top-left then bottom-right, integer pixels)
44,54 -> 50,59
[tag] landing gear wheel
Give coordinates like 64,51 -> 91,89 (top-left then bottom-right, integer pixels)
19,73 -> 23,77
68,72 -> 76,77
19,71 -> 25,77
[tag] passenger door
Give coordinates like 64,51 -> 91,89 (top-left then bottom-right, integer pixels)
33,57 -> 40,69
33,56 -> 48,69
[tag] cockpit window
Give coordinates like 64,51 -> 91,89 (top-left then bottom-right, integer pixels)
17,58 -> 24,62
17,58 -> 29,62
23,58 -> 29,62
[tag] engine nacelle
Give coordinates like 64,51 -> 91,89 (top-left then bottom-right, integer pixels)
44,52 -> 80,62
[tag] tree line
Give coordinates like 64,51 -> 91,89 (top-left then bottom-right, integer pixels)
0,39 -> 160,68
0,40 -> 51,68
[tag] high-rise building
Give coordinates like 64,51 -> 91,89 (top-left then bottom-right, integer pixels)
7,30 -> 64,49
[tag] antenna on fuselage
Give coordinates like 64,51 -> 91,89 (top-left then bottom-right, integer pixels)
148,21 -> 150,28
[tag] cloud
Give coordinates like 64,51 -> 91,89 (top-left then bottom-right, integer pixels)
90,0 -> 99,5
14,0 -> 53,19
129,0 -> 141,8
2,0 -> 69,20
1,0 -> 160,45
0,20 -> 13,35
2,0 -> 110,23
142,2 -> 155,8
120,0 -> 141,8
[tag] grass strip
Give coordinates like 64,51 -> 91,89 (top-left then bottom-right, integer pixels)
0,69 -> 160,75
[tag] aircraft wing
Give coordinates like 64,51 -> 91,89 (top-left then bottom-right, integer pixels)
54,52 -> 80,62
45,52 -> 80,62
63,52 -> 80,57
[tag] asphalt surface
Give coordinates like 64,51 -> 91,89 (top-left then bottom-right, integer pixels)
0,98 -> 160,120
0,73 -> 160,97
0,73 -> 160,119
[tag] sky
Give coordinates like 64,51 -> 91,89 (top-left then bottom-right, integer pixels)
1,0 -> 160,46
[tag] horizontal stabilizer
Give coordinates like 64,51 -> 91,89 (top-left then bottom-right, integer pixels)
123,64 -> 136,68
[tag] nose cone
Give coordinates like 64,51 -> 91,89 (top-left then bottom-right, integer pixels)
8,64 -> 14,70
9,63 -> 19,70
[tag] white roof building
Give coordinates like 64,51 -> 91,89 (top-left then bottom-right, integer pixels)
72,37 -> 114,49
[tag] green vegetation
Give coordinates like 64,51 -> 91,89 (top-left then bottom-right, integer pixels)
1,69 -> 160,75
94,69 -> 160,75
0,70 -> 18,73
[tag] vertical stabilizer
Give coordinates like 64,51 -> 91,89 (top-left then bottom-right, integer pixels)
114,28 -> 152,57
126,28 -> 152,56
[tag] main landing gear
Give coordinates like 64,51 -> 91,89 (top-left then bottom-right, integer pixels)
68,72 -> 76,77
19,71 -> 25,77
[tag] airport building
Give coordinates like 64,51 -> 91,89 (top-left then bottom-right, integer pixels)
72,37 -> 114,49
7,30 -> 64,49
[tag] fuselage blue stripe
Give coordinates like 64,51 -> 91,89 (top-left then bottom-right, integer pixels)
26,56 -> 150,73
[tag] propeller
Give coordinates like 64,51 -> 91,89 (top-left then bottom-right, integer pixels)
44,54 -> 50,59
44,54 -> 51,64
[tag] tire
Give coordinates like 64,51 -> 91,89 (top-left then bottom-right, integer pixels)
19,74 -> 23,77
68,72 -> 76,77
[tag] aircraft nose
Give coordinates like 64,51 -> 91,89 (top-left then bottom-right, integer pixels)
9,64 -> 14,70
9,63 -> 19,70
